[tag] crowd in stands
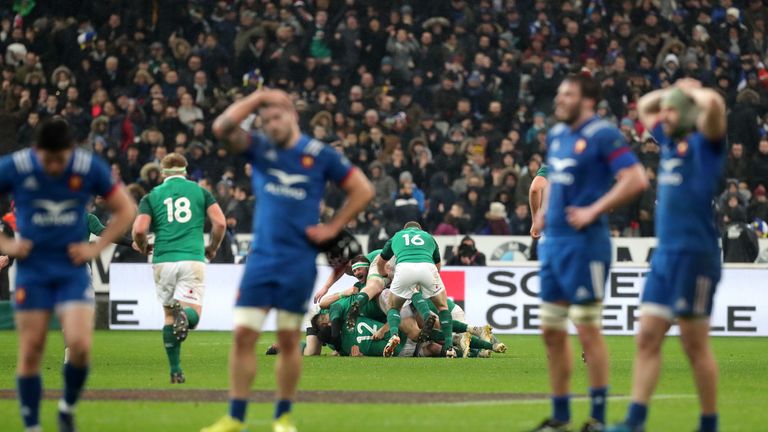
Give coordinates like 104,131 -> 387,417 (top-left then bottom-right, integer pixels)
2,0 -> 768,246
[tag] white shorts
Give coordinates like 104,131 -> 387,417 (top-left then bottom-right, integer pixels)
451,303 -> 466,322
153,261 -> 206,306
390,262 -> 444,300
377,289 -> 414,319
397,338 -> 418,357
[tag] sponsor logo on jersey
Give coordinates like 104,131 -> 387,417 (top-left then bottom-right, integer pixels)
658,158 -> 683,186
15,287 -> 25,305
574,138 -> 587,154
265,169 -> 309,199
31,199 -> 79,226
677,141 -> 688,156
575,286 -> 590,300
22,176 -> 38,191
551,139 -> 560,151
676,297 -> 688,311
265,150 -> 277,161
69,175 -> 83,191
301,155 -> 314,169
548,157 -> 577,185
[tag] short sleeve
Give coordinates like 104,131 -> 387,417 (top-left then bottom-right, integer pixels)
596,128 -> 639,175
89,155 -> 118,198
321,145 -> 354,186
329,301 -> 344,322
202,188 -> 217,208
432,241 -> 441,264
380,239 -> 394,261
536,165 -> 548,178
87,213 -> 106,236
138,195 -> 153,216
247,132 -> 270,163
0,156 -> 16,194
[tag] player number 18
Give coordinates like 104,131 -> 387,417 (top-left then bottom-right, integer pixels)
163,197 -> 192,223
402,233 -> 424,246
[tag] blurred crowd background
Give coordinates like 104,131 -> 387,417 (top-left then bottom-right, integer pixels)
1,0 -> 768,250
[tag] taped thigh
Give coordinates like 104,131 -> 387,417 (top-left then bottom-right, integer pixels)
569,303 -> 603,328
540,302 -> 569,330
233,307 -> 268,332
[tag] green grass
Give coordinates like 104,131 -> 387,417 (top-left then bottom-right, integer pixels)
0,331 -> 765,431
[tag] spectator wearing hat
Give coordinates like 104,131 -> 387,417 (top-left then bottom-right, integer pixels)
479,202 -> 512,235
748,185 -> 768,221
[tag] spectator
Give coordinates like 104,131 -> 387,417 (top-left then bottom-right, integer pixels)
726,143 -> 750,183
748,185 -> 768,221
750,138 -> 768,188
479,202 -> 512,235
446,235 -> 487,266
369,161 -> 397,209
509,203 -> 532,235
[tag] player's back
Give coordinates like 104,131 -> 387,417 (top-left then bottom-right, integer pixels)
386,228 -> 439,264
652,125 -> 725,253
0,148 -> 116,279
545,118 -> 637,240
340,316 -> 392,356
139,176 -> 215,263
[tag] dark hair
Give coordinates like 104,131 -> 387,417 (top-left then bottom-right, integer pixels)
563,74 -> 601,103
36,117 -> 74,151
404,221 -> 422,229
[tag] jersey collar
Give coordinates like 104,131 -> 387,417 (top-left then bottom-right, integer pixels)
163,175 -> 186,183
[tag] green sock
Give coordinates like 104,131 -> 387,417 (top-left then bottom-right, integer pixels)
386,308 -> 401,339
452,320 -> 468,333
438,310 -> 453,348
162,325 -> 182,374
410,291 -> 433,321
469,335 -> 493,350
354,293 -> 369,309
468,348 -> 480,358
184,307 -> 200,329
430,329 -> 442,342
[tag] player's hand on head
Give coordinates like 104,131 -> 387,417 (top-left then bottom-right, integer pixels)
0,238 -> 32,259
67,242 -> 101,265
566,206 -> 599,231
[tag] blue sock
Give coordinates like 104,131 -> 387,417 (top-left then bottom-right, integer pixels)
700,414 -> 718,432
62,363 -> 89,409
16,375 -> 42,428
626,402 -> 648,427
229,399 -> 247,422
589,387 -> 608,423
274,399 -> 292,419
552,395 -> 570,422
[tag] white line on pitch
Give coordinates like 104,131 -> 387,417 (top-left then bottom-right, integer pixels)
427,394 -> 696,407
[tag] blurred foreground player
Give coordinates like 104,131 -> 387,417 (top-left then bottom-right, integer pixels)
531,75 -> 648,432
202,89 -> 373,432
133,153 -> 226,384
608,80 -> 726,432
0,117 -> 135,432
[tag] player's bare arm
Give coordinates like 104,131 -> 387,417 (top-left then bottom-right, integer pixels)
306,168 -> 374,245
566,164 -> 649,230
69,186 -> 136,265
318,286 -> 358,309
637,88 -> 667,131
314,266 -> 348,303
212,89 -> 293,154
530,176 -> 549,238
205,203 -> 226,260
0,234 -> 32,259
132,214 -> 152,255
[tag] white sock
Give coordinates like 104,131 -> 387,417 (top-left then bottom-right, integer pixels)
58,399 -> 74,414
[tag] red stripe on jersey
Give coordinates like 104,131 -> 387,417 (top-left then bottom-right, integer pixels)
338,167 -> 356,187
103,183 -> 121,199
608,146 -> 630,162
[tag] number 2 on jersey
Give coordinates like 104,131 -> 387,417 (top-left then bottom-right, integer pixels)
402,233 -> 424,246
163,197 -> 192,223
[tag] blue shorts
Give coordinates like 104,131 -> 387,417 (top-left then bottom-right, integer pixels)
539,236 -> 611,305
642,250 -> 721,319
236,254 -> 317,314
14,268 -> 93,311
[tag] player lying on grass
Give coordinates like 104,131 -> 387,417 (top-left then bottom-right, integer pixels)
133,153 -> 226,384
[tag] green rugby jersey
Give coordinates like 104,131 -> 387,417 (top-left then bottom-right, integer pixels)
380,227 -> 440,264
340,316 -> 405,357
137,176 -> 217,264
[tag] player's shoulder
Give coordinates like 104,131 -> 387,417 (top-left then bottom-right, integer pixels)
4,148 -> 33,175
548,123 -> 568,138
582,119 -> 620,139
71,148 -> 97,175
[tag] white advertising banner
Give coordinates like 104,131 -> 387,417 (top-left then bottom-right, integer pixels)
110,264 -> 768,336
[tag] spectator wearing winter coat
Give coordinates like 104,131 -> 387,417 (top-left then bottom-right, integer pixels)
479,202 -> 512,235
369,161 -> 397,209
